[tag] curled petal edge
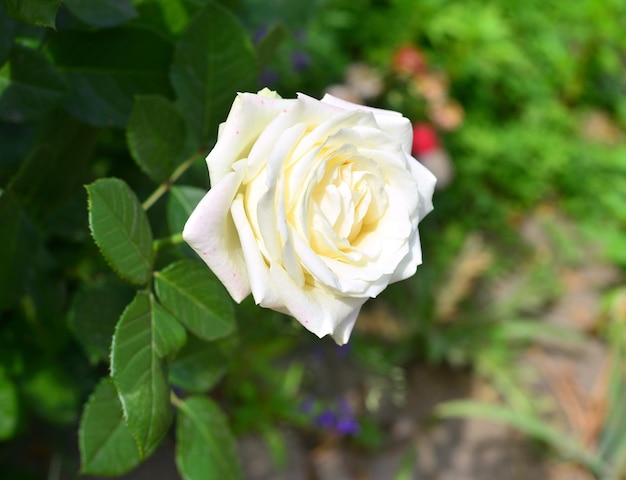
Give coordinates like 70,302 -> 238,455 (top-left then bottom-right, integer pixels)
182,165 -> 251,303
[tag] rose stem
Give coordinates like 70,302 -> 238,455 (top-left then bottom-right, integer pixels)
153,232 -> 184,251
142,152 -> 205,211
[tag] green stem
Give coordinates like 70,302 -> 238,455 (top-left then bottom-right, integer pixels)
170,390 -> 183,408
142,152 -> 204,211
153,232 -> 184,251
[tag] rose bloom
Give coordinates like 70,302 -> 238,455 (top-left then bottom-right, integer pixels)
183,89 -> 436,344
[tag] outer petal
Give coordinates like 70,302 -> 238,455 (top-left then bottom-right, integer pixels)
207,92 -> 294,184
182,163 -> 250,302
230,195 -> 284,310
387,159 -> 436,282
320,93 -> 413,154
389,226 -> 422,283
330,309 -> 360,345
269,263 -> 367,345
408,156 -> 437,220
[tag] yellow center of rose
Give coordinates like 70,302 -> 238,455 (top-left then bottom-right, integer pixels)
309,155 -> 388,261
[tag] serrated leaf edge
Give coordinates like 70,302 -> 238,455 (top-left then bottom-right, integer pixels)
110,292 -> 172,458
176,397 -> 243,480
78,378 -> 142,476
127,95 -> 186,184
154,260 -> 235,341
86,178 -> 154,286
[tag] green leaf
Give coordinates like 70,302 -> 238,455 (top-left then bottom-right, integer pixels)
86,178 -> 154,286
170,333 -> 237,393
256,23 -> 287,71
22,367 -> 79,425
131,0 -> 199,39
64,0 -> 137,27
111,292 -> 172,457
152,295 -> 187,360
69,280 -> 134,364
21,273 -> 71,355
155,260 -> 235,341
0,122 -> 34,181
170,2 -> 257,145
9,117 -> 97,221
46,27 -> 173,127
0,373 -> 18,440
79,377 -> 142,476
0,45 -> 67,122
0,192 -> 39,310
127,95 -> 186,183
167,185 -> 205,234
0,3 -> 17,66
176,396 -> 242,480
2,0 -> 62,28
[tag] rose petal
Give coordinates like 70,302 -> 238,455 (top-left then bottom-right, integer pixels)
390,226 -> 422,283
269,263 -> 366,345
408,156 -> 437,220
230,195 -> 284,310
187,90 -> 436,345
207,92 -> 294,184
183,162 -> 250,302
320,94 -> 413,154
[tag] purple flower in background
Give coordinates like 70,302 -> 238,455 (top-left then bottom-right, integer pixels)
316,410 -> 337,429
336,417 -> 360,435
337,343 -> 352,357
336,398 -> 360,434
291,51 -> 310,71
259,68 -> 279,87
253,26 -> 268,44
310,398 -> 360,436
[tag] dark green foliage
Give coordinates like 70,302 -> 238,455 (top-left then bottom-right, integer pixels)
170,2 -> 257,145
127,95 -> 187,183
79,378 -> 142,475
46,27 -> 174,127
87,178 -> 154,286
176,396 -> 243,480
155,260 -> 236,341
0,45 -> 67,122
63,0 -> 137,27
110,292 -> 172,457
2,0 -> 62,28
1,1 -> 255,477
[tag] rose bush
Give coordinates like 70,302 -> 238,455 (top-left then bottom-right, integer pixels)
183,89 -> 436,344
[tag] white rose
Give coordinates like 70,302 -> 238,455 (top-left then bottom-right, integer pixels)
183,90 -> 436,344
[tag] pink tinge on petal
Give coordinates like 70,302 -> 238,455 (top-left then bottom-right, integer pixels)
185,90 -> 436,345
182,167 -> 251,303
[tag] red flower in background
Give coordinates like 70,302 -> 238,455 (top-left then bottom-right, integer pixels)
412,122 -> 455,189
393,44 -> 427,75
412,122 -> 440,156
